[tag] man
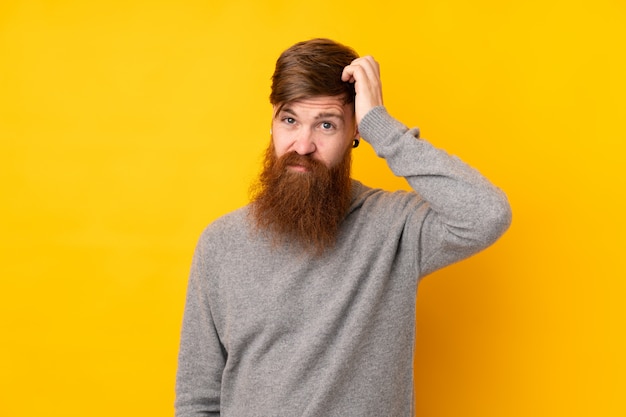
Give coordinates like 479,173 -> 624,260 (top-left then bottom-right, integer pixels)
175,38 -> 511,416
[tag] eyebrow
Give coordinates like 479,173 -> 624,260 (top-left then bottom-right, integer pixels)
279,108 -> 343,120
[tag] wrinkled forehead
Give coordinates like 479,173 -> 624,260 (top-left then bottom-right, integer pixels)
273,95 -> 355,118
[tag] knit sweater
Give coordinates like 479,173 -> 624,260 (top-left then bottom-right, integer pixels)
175,106 -> 512,417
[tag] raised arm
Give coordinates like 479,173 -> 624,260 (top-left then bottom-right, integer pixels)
345,56 -> 512,276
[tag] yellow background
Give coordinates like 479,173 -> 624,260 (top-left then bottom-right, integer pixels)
1,0 -> 624,416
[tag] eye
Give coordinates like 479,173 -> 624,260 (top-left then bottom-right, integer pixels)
321,122 -> 334,130
283,117 -> 296,125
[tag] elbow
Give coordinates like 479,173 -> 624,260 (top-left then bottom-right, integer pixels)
477,192 -> 512,246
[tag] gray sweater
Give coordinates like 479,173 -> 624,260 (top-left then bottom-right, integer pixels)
175,106 -> 512,416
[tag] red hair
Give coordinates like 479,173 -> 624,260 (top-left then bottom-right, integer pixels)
270,38 -> 359,113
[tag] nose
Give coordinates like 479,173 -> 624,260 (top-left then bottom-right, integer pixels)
292,129 -> 316,155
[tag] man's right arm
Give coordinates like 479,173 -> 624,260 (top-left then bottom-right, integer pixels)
175,235 -> 224,416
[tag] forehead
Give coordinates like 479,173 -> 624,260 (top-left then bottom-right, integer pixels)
275,96 -> 354,118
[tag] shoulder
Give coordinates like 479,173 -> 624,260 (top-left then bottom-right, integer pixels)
196,206 -> 253,253
349,180 -> 424,215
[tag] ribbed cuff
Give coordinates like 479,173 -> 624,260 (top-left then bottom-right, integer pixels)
358,106 -> 419,146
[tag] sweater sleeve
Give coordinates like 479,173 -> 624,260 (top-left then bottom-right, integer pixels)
175,233 -> 224,417
358,106 -> 512,277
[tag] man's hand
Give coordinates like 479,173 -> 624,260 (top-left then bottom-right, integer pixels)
341,56 -> 384,125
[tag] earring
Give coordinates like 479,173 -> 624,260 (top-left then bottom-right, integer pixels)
352,138 -> 360,148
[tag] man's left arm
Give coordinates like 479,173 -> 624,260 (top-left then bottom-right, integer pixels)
343,56 -> 512,276
359,105 -> 512,275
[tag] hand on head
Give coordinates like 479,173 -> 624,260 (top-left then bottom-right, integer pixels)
341,56 -> 384,125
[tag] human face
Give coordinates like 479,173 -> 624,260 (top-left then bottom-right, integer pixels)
272,96 -> 357,170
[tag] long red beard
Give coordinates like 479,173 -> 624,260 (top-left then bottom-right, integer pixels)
250,146 -> 353,255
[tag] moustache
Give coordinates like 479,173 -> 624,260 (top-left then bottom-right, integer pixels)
278,152 -> 327,173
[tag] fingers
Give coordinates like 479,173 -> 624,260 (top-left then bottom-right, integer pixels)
341,56 -> 380,83
342,56 -> 383,124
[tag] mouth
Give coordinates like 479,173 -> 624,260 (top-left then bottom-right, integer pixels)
287,164 -> 311,173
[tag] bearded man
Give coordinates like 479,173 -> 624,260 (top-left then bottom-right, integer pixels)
175,38 -> 511,417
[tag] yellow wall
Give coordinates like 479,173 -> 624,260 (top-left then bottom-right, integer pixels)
1,1 -> 624,416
